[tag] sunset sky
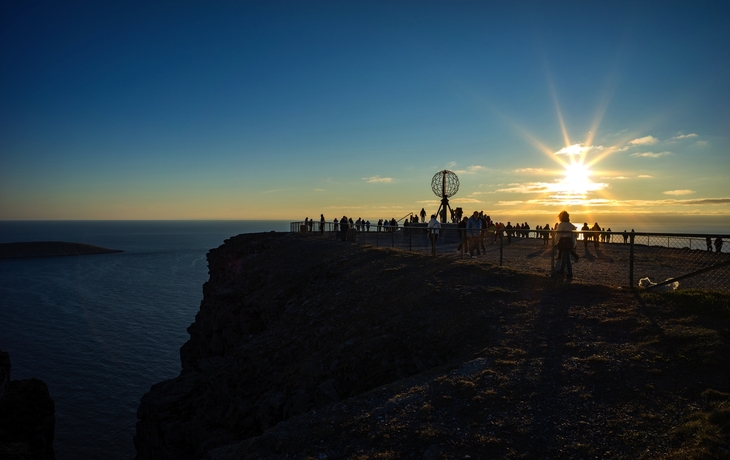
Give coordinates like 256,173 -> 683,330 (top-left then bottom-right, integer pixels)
1,1 -> 729,222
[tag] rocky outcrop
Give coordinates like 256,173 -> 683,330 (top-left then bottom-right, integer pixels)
0,350 -> 55,460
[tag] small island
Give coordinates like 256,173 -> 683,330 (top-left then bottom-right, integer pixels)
0,242 -> 123,259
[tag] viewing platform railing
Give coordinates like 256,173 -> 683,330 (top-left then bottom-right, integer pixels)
290,221 -> 730,292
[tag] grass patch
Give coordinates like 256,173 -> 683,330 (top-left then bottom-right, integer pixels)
641,290 -> 730,318
664,391 -> 730,460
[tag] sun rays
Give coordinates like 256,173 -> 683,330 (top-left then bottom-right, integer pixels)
503,72 -> 622,210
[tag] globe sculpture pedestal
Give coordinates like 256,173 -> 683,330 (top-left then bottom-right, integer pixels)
431,170 -> 460,224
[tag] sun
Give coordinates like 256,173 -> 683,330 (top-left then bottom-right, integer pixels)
562,162 -> 592,192
548,160 -> 606,204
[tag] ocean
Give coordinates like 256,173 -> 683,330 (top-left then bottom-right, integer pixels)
0,221 -> 289,459
0,217 -> 728,459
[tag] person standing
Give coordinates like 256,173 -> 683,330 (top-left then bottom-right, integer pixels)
555,210 -> 577,279
420,208 -> 427,223
715,237 -> 724,253
456,216 -> 468,253
467,211 -> 481,259
479,213 -> 488,252
319,214 -> 325,234
427,214 -> 441,256
581,223 -> 590,250
340,215 -> 349,242
591,222 -> 601,249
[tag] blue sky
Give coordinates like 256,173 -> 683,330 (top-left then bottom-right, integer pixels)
1,1 -> 728,221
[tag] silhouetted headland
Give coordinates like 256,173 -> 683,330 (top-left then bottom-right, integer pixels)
0,242 -> 123,259
134,232 -> 730,459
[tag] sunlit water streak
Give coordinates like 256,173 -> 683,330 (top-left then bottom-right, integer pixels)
0,221 -> 288,459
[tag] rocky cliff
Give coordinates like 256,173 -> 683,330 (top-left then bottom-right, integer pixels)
135,232 -> 730,459
0,350 -> 56,460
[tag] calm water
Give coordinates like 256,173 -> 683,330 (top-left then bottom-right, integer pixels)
0,221 -> 288,459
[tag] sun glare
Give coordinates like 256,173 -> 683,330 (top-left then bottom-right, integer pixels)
549,160 -> 606,204
563,162 -> 592,190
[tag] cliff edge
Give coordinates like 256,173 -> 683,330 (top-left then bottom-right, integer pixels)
135,232 -> 730,459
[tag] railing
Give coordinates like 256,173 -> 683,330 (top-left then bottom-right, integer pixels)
290,222 -> 730,292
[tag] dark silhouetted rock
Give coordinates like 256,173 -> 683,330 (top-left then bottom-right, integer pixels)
0,350 -> 55,460
0,242 -> 123,259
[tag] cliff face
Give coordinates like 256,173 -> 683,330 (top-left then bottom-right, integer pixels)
134,232 -> 507,458
135,232 -> 730,459
0,350 -> 56,460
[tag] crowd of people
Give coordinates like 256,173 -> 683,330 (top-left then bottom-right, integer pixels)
301,212 -> 630,246
301,213 -> 726,259
300,210 -> 727,285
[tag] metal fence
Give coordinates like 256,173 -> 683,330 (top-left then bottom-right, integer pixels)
290,222 -> 730,292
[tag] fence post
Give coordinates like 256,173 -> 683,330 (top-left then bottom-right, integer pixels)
409,228 -> 412,252
391,229 -> 394,248
550,233 -> 555,273
376,226 -> 379,247
499,232 -> 503,266
629,231 -> 635,288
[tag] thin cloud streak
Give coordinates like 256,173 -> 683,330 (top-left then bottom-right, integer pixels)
495,197 -> 730,207
631,151 -> 671,158
553,144 -> 603,156
671,133 -> 698,140
629,135 -> 659,145
363,176 -> 393,183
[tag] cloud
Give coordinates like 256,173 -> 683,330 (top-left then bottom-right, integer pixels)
638,175 -> 653,178
495,180 -> 607,195
363,176 -> 393,183
671,133 -> 698,140
630,151 -> 671,158
553,143 -> 604,156
695,140 -> 708,146
514,167 -> 545,174
451,198 -> 483,204
493,197 -> 730,208
600,176 -> 628,180
314,188 -> 325,192
454,165 -> 489,175
681,198 -> 730,205
446,161 -> 457,168
663,189 -> 695,196
629,135 -> 659,145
